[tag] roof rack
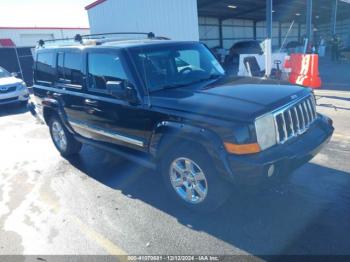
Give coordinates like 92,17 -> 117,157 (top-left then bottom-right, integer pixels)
37,32 -> 169,48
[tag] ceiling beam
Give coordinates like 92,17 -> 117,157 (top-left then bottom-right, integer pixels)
198,0 -> 223,9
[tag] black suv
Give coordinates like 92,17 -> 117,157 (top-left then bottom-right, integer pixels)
29,35 -> 334,212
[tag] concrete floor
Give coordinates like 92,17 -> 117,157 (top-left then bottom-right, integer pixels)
0,61 -> 350,258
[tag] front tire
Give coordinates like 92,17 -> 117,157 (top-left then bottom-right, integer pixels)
160,143 -> 232,212
49,115 -> 82,157
20,100 -> 28,107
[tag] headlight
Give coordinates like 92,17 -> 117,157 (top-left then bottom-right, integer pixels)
16,82 -> 27,91
255,114 -> 277,150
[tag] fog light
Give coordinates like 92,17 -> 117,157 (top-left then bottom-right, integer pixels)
267,164 -> 275,177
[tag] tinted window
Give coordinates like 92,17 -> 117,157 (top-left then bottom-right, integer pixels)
176,50 -> 201,71
57,52 -> 64,81
0,66 -> 10,78
63,52 -> 83,87
131,43 -> 224,92
87,53 -> 127,91
36,52 -> 56,85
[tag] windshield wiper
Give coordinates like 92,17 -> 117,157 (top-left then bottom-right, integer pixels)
149,74 -> 224,93
149,83 -> 189,93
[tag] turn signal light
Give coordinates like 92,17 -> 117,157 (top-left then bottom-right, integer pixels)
224,142 -> 261,155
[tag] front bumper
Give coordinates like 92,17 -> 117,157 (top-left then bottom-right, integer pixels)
224,115 -> 334,186
0,89 -> 29,105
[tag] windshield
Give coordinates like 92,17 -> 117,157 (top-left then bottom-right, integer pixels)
0,66 -> 11,78
130,43 -> 225,92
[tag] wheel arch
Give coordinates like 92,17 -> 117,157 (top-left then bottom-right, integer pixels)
43,105 -> 59,125
150,121 -> 233,179
42,103 -> 74,134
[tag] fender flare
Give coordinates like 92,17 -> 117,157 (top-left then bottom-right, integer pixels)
42,99 -> 74,134
149,121 -> 234,179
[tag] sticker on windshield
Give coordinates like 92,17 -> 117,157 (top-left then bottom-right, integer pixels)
212,59 -> 225,74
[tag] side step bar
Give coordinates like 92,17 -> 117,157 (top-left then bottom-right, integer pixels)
75,136 -> 156,170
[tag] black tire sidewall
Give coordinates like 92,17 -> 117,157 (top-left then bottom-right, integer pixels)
49,115 -> 81,157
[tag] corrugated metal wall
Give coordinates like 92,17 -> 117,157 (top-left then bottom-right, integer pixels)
199,16 -> 305,49
317,18 -> 350,46
223,19 -> 255,49
88,0 -> 199,41
0,29 -> 90,47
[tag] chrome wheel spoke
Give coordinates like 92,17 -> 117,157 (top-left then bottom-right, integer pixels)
173,162 -> 185,175
184,159 -> 192,171
185,186 -> 193,201
52,121 -> 67,152
193,171 -> 205,181
173,178 -> 184,187
194,184 -> 205,198
169,157 -> 208,204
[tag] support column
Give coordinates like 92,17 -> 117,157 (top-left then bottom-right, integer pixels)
306,0 -> 313,42
219,18 -> 223,48
253,21 -> 257,40
278,22 -> 282,48
265,0 -> 273,77
331,0 -> 338,35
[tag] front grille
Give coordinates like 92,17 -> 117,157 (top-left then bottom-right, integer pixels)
0,96 -> 18,103
0,86 -> 17,94
274,95 -> 317,144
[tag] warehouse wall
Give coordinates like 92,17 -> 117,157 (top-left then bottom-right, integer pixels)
256,21 -> 304,48
0,28 -> 90,47
222,19 -> 254,49
199,17 -> 255,49
199,16 -> 304,50
317,18 -> 350,47
87,0 -> 199,41
198,17 -> 220,47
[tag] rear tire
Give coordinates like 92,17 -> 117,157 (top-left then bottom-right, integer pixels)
49,115 -> 82,157
160,142 -> 232,213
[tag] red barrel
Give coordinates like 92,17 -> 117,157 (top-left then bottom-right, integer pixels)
285,53 -> 322,89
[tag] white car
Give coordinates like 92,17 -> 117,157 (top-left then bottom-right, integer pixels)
0,66 -> 29,106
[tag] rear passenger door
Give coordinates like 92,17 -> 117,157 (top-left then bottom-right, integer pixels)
33,51 -> 57,103
54,50 -> 87,129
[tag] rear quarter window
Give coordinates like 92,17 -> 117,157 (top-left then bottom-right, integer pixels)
35,52 -> 56,86
64,52 -> 83,87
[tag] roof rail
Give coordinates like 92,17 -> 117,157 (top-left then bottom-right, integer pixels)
36,32 -> 168,48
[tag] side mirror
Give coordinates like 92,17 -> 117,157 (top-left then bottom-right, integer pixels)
107,80 -> 139,105
107,80 -> 125,98
11,72 -> 18,77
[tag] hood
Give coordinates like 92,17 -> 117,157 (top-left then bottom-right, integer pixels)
150,77 -> 310,122
0,76 -> 23,87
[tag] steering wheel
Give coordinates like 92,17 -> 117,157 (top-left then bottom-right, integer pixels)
179,67 -> 193,75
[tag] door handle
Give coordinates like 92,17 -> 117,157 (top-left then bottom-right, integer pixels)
84,98 -> 98,106
52,92 -> 62,98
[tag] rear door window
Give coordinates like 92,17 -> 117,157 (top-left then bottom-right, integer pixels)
87,52 -> 127,93
64,52 -> 83,87
56,50 -> 83,89
57,52 -> 64,81
36,52 -> 56,86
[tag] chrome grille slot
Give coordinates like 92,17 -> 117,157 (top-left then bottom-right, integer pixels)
273,95 -> 317,144
0,86 -> 16,94
302,101 -> 310,126
297,104 -> 305,131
